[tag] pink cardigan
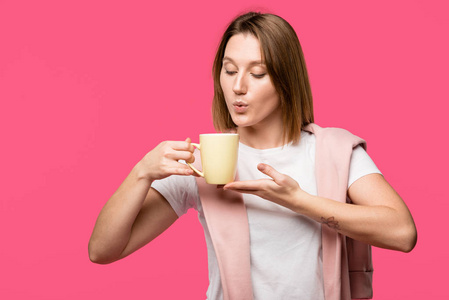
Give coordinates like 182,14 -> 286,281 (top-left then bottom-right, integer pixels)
193,123 -> 373,300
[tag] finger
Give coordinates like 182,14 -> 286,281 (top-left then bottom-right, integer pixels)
170,140 -> 195,152
223,183 -> 261,196
185,154 -> 195,164
185,137 -> 195,153
173,161 -> 202,177
184,137 -> 195,152
224,179 -> 268,191
183,139 -> 196,163
167,161 -> 197,175
257,163 -> 283,183
168,166 -> 194,176
165,150 -> 195,162
225,189 -> 259,195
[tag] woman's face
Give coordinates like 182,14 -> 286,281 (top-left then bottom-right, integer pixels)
220,33 -> 281,131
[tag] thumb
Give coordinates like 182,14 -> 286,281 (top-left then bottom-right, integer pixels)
257,163 -> 283,182
185,137 -> 195,153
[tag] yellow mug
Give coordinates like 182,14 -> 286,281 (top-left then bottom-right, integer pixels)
188,133 -> 239,184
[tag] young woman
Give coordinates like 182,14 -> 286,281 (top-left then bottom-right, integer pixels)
89,12 -> 417,299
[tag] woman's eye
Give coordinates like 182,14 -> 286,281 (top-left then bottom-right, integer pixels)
225,70 -> 237,75
252,73 -> 266,79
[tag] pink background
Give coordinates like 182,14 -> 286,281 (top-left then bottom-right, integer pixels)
1,0 -> 448,299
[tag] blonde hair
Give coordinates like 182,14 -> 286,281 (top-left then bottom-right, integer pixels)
212,12 -> 314,144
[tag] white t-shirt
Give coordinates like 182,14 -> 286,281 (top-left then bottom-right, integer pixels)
151,131 -> 381,300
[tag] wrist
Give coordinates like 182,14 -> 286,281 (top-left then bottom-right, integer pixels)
292,189 -> 313,215
133,161 -> 154,183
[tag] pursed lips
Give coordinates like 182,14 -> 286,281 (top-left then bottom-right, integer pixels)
232,100 -> 248,113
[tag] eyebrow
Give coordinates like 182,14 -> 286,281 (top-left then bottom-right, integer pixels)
222,56 -> 265,66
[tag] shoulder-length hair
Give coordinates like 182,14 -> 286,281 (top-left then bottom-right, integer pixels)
212,12 -> 314,144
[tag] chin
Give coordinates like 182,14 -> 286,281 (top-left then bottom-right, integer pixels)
231,116 -> 253,128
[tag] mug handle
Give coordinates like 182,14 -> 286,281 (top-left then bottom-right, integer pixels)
187,143 -> 204,177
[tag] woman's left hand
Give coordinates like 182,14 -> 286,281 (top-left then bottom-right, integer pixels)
223,163 -> 306,211
225,163 -> 417,253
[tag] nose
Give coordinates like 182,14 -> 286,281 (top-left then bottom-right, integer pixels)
232,73 -> 247,95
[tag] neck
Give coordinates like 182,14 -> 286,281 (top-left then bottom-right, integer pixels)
237,123 -> 286,149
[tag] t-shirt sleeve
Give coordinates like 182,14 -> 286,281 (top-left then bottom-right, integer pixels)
151,174 -> 198,217
348,145 -> 382,188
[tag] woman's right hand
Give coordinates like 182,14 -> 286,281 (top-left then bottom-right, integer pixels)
89,137 -> 196,264
135,138 -> 196,182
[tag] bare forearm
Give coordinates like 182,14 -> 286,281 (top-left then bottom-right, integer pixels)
88,139 -> 195,264
294,193 -> 416,252
223,166 -> 417,253
88,163 -> 152,263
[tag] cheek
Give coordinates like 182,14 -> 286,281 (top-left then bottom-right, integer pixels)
219,73 -> 227,92
220,76 -> 233,103
219,73 -> 224,90
264,80 -> 277,97
257,81 -> 279,104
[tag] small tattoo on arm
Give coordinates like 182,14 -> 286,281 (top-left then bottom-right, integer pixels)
320,216 -> 340,230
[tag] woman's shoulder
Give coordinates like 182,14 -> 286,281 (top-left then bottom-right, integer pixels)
151,173 -> 199,216
303,123 -> 365,149
298,130 -> 316,146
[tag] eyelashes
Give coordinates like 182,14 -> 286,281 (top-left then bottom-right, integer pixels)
224,70 -> 267,78
251,73 -> 266,79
